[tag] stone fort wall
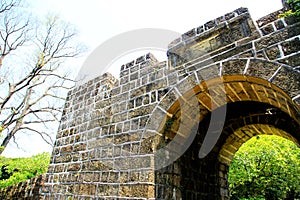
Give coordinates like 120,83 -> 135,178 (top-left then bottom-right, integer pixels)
0,175 -> 45,199
39,7 -> 300,200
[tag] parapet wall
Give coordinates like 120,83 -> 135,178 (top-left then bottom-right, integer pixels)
169,8 -> 254,48
167,7 -> 259,67
0,175 -> 45,199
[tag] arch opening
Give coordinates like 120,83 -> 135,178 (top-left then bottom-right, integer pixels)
153,76 -> 300,199
155,101 -> 300,199
227,134 -> 300,199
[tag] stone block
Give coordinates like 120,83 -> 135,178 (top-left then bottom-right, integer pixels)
260,24 -> 275,36
245,59 -> 281,80
282,37 -> 300,56
266,45 -> 281,60
221,59 -> 247,75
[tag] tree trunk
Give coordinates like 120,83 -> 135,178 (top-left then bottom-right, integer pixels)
0,133 -> 12,155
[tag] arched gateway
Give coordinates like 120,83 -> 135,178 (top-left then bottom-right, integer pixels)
42,7 -> 300,200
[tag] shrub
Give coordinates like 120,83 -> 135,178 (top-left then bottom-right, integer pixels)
229,135 -> 300,199
279,0 -> 300,18
0,152 -> 50,188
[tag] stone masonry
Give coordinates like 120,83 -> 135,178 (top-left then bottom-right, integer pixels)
0,175 -> 45,199
41,6 -> 300,200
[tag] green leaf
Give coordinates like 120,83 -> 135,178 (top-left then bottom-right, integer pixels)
0,152 -> 50,188
229,135 -> 300,199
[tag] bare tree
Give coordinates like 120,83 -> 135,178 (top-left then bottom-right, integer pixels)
0,0 -> 83,155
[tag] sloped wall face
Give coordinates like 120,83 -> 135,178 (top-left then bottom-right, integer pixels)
42,7 -> 300,200
42,54 -> 171,199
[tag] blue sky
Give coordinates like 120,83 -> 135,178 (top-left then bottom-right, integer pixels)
3,0 -> 283,157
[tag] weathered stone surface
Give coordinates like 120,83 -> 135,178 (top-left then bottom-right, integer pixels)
40,6 -> 300,200
282,37 -> 300,56
256,9 -> 284,27
266,45 -> 281,60
222,59 -> 247,75
246,59 -> 281,80
271,66 -> 300,98
0,175 -> 45,200
260,24 -> 275,35
278,53 -> 300,66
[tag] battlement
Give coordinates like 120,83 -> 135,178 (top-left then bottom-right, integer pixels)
120,53 -> 158,73
119,53 -> 162,85
168,7 -> 251,49
167,7 -> 259,68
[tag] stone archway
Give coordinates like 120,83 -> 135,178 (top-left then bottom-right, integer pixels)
149,74 -> 300,199
216,100 -> 300,199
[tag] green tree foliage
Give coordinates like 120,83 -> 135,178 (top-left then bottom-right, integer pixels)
0,152 -> 50,188
280,0 -> 300,18
229,135 -> 300,199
